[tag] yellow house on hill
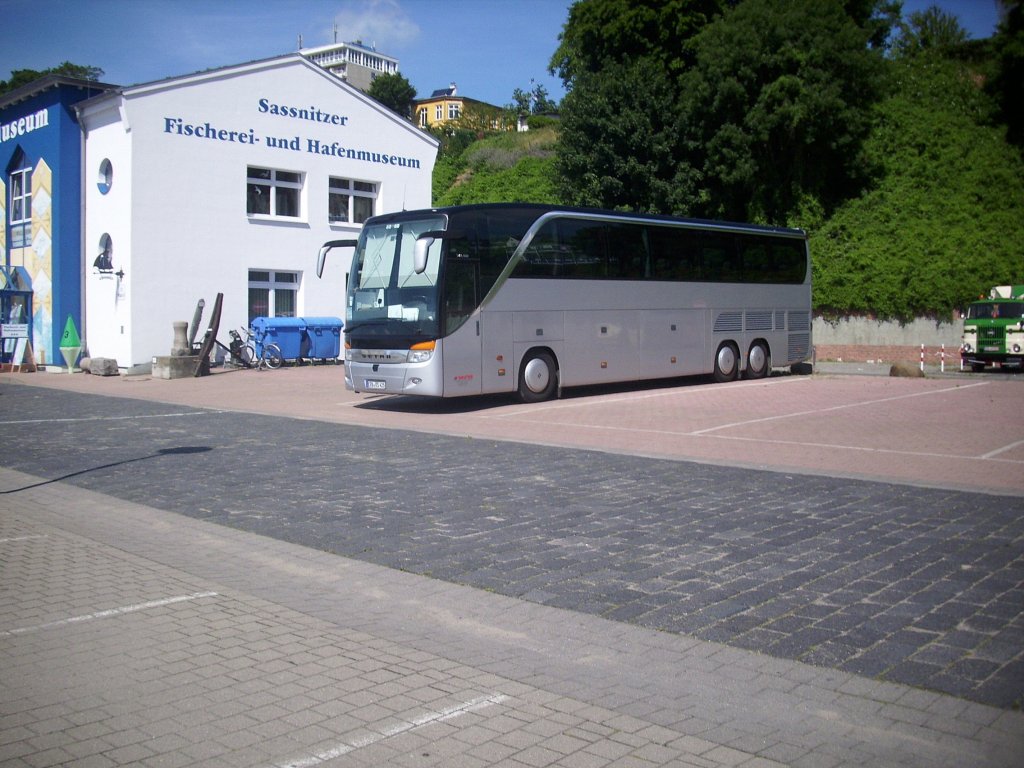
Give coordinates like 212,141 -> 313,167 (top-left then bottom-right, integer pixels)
415,83 -> 509,132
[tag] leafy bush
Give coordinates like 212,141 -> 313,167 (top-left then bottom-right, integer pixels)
809,55 -> 1024,320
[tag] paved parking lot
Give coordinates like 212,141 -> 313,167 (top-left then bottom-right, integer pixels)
1,366 -> 1023,766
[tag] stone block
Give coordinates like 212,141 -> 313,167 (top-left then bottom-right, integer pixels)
89,357 -> 120,376
152,355 -> 202,379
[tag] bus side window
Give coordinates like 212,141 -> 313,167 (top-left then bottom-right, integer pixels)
700,233 -> 739,282
647,226 -> 700,281
606,222 -> 647,279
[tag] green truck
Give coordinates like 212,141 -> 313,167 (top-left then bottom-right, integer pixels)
961,285 -> 1024,371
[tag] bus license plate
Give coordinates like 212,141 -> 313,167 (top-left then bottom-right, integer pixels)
364,379 -> 387,391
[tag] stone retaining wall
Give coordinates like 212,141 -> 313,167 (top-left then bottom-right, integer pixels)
812,315 -> 962,367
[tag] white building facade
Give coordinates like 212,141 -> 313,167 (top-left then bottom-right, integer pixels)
77,54 -> 437,368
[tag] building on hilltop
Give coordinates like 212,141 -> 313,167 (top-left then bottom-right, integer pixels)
300,40 -> 399,93
414,83 -> 510,132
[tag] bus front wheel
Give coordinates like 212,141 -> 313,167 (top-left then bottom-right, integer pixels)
713,343 -> 739,383
519,351 -> 558,403
745,341 -> 770,380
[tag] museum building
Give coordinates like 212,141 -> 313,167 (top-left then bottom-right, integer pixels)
2,53 -> 438,370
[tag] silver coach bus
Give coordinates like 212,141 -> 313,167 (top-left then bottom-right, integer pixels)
318,203 -> 811,402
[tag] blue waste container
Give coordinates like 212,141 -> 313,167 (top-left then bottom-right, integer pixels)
301,317 -> 343,362
250,317 -> 306,361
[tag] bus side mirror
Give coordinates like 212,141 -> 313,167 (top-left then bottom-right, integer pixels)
414,231 -> 446,274
317,239 -> 357,278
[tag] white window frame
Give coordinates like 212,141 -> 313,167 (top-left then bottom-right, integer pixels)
328,177 -> 378,225
8,165 -> 32,248
248,269 -> 300,323
10,166 -> 31,224
448,102 -> 461,120
246,166 -> 304,220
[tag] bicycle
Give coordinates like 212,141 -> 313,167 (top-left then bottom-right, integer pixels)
228,327 -> 283,370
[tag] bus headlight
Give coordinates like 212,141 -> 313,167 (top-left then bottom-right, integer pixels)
962,342 -> 972,353
1013,344 -> 1022,353
407,340 -> 436,363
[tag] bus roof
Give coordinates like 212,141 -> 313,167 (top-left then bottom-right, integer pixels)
364,203 -> 807,239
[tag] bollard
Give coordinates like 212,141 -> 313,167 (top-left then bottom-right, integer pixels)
920,343 -> 925,372
941,344 -> 945,373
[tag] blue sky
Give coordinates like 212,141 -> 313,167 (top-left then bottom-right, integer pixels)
0,0 -> 1005,108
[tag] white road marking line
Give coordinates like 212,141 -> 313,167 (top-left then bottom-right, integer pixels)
0,412 -> 208,426
0,534 -> 47,544
686,380 -> 991,435
0,592 -> 219,637
494,375 -> 810,417
703,433 -> 1024,463
980,438 -> 1024,459
272,693 -> 510,768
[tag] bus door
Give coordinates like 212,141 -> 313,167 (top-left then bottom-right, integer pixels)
441,257 -> 482,395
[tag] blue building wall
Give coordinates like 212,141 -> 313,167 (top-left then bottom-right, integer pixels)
1,78 -> 113,366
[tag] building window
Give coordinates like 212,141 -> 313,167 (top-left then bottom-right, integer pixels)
97,159 -> 113,194
248,269 -> 299,323
435,104 -> 443,121
8,165 -> 31,248
328,177 -> 377,224
448,103 -> 460,120
247,166 -> 302,218
419,108 -> 427,128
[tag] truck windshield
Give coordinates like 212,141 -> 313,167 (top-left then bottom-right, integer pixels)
347,216 -> 445,337
966,302 -> 1024,320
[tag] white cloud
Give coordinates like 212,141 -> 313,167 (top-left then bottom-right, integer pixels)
330,0 -> 420,51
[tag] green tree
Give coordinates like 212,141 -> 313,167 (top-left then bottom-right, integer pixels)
510,83 -> 559,115
677,0 -> 889,223
551,0 -> 724,212
990,0 -> 1024,145
367,72 -> 417,118
892,4 -> 969,58
1,62 -> 104,95
551,0 -> 723,81
551,0 -> 894,222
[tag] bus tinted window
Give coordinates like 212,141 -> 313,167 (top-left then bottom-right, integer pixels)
699,232 -> 740,282
647,225 -> 701,280
738,235 -> 806,284
517,218 -> 608,278
509,213 -> 805,285
453,208 -> 539,296
607,222 -> 649,279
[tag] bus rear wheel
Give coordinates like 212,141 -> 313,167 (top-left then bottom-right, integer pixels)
745,341 -> 770,380
519,351 -> 557,402
713,342 -> 739,383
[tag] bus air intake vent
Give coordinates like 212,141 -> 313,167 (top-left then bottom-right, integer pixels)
775,311 -> 786,330
745,311 -> 773,331
789,333 -> 810,361
714,312 -> 743,333
788,311 -> 811,332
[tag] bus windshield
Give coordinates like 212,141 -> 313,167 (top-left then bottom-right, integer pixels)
347,216 -> 445,338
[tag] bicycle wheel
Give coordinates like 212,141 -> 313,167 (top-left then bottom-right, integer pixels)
240,344 -> 256,368
261,343 -> 284,370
